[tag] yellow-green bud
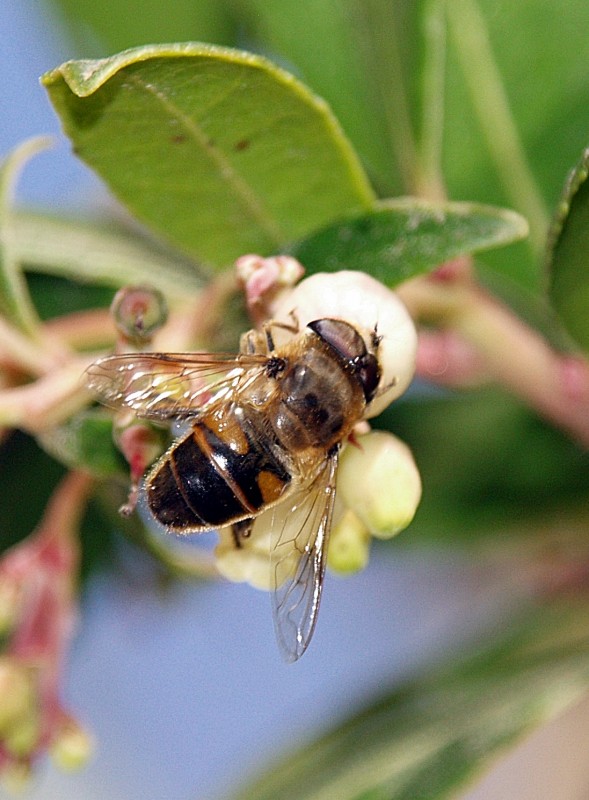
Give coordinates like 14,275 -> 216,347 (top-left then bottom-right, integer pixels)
338,431 -> 421,539
327,509 -> 370,574
0,659 -> 36,737
4,711 -> 40,758
51,718 -> 94,771
0,580 -> 20,637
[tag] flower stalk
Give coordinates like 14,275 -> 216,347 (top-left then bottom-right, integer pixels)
0,470 -> 94,783
398,270 -> 589,447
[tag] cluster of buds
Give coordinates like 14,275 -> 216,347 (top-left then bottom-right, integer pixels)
0,472 -> 93,790
216,265 -> 421,587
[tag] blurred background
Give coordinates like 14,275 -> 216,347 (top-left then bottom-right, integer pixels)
2,1 -> 589,798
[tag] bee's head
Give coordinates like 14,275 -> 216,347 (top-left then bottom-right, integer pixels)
307,318 -> 381,403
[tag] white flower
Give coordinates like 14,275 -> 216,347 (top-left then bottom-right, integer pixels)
271,270 -> 418,417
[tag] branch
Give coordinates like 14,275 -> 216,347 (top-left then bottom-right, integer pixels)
397,275 -> 589,447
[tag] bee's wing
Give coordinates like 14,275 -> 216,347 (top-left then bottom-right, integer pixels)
268,451 -> 339,663
85,352 -> 269,420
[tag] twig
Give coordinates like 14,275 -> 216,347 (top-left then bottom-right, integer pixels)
397,275 -> 589,447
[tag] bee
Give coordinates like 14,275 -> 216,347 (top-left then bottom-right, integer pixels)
86,317 -> 383,661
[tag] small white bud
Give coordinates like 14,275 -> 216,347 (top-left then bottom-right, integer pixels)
338,430 -> 422,538
272,270 -> 418,417
215,506 -> 302,591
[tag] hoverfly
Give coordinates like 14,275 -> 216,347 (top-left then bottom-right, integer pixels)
86,317 -> 383,661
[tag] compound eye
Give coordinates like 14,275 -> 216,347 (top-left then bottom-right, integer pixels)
307,318 -> 367,362
356,353 -> 380,402
308,318 -> 381,402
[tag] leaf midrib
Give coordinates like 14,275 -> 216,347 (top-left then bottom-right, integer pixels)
127,72 -> 286,245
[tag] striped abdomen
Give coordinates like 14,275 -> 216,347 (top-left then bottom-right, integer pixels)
147,408 -> 291,532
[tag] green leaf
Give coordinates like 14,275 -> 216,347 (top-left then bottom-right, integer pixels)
234,0 -> 423,196
42,43 -> 375,270
12,211 -> 203,302
546,147 -> 589,353
0,138 -> 49,334
290,198 -> 528,285
232,600 -> 589,800
0,432 -> 65,554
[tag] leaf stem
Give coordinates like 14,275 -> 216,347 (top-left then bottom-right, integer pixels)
446,0 -> 550,254
417,0 -> 448,200
356,0 -> 420,193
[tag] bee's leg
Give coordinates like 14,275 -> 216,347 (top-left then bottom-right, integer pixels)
240,312 -> 300,355
232,518 -> 255,547
261,311 -> 300,352
240,328 -> 269,355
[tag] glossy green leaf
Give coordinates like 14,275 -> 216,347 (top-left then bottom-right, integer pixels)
290,198 -> 528,285
232,600 -> 589,800
546,147 -> 589,353
0,138 -> 48,334
12,211 -> 203,302
42,43 -> 375,270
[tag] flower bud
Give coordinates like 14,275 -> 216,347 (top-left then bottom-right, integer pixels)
327,509 -> 370,574
215,525 -> 273,591
0,658 -> 36,738
272,270 -> 418,417
215,506 -> 300,591
4,711 -> 40,758
50,717 -> 94,771
111,284 -> 168,344
0,579 -> 20,636
338,430 -> 421,539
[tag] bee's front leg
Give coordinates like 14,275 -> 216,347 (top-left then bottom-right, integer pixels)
240,312 -> 300,355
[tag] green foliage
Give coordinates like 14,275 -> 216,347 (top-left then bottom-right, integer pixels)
38,409 -> 127,477
0,138 -> 49,334
14,211 -> 204,301
42,43 -> 375,269
291,199 -> 527,284
381,391 -> 589,541
547,147 -> 589,353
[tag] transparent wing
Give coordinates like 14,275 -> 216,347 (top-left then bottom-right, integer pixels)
268,452 -> 339,663
85,352 -> 269,420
